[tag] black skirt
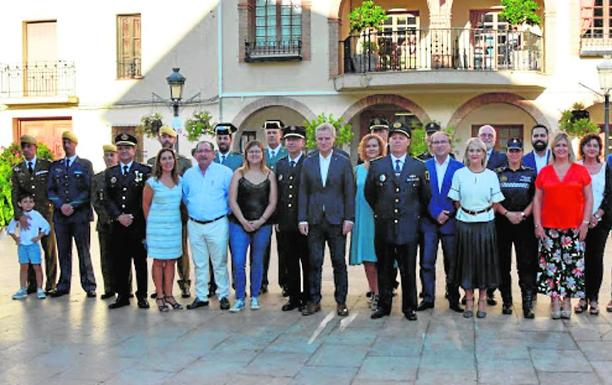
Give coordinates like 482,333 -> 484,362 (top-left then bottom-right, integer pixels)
454,220 -> 500,290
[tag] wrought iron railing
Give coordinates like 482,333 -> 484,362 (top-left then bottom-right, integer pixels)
580,35 -> 612,56
117,58 -> 142,79
0,60 -> 76,98
245,40 -> 302,62
342,28 -> 542,74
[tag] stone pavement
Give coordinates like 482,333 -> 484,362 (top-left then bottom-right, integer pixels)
0,230 -> 611,385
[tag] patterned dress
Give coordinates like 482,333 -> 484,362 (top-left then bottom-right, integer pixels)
146,177 -> 183,259
537,228 -> 585,298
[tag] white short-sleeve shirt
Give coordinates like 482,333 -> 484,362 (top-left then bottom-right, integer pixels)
448,167 -> 504,222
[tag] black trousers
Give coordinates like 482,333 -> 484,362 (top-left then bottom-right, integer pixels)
307,220 -> 348,305
55,221 -> 96,293
584,222 -> 610,301
376,238 -> 418,315
496,217 -> 538,302
278,229 -> 309,304
111,223 -> 147,299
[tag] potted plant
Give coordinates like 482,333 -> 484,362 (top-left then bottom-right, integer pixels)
348,0 -> 386,72
137,112 -> 164,138
184,111 -> 214,142
559,102 -> 600,138
304,113 -> 353,150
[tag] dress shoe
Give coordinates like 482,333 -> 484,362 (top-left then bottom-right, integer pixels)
108,297 -> 130,309
137,297 -> 150,309
461,296 -> 467,305
449,302 -> 464,313
281,287 -> 289,297
150,293 -> 157,299
177,280 -> 191,298
259,284 -> 268,295
281,301 -> 301,311
49,290 -> 69,298
219,297 -> 230,310
416,301 -> 434,311
371,308 -> 390,319
405,310 -> 417,321
100,292 -> 115,300
337,303 -> 349,317
301,302 -> 321,316
486,295 -> 497,306
186,298 -> 209,310
86,291 -> 96,298
502,303 -> 513,315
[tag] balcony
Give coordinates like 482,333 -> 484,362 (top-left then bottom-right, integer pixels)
580,35 -> 612,56
336,28 -> 546,91
245,40 -> 302,62
0,61 -> 77,106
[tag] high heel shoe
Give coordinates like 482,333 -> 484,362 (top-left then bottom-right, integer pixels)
156,297 -> 169,312
165,296 -> 183,310
477,299 -> 487,319
574,299 -> 587,314
463,298 -> 474,319
560,299 -> 571,319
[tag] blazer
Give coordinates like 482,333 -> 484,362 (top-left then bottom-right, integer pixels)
522,150 -> 551,172
265,146 -> 288,172
275,154 -> 304,232
421,157 -> 464,235
47,156 -> 94,224
364,155 -> 430,245
486,149 -> 507,170
298,151 -> 355,225
214,151 -> 244,171
11,158 -> 53,220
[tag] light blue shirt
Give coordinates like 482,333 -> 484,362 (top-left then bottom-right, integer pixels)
390,154 -> 407,173
7,209 -> 50,245
65,154 -> 77,168
182,162 -> 233,221
25,156 -> 37,170
319,151 -> 333,187
119,161 -> 133,175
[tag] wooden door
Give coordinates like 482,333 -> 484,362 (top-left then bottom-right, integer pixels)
15,117 -> 72,159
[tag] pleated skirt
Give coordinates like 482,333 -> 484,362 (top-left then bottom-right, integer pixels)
454,220 -> 500,290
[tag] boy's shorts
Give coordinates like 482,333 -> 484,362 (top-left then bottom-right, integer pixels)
18,244 -> 41,264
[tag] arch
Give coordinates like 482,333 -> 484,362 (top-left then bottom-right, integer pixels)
447,92 -> 551,129
340,94 -> 431,124
232,96 -> 317,129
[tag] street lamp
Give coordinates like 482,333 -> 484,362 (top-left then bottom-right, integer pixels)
166,67 -> 186,153
597,57 -> 612,156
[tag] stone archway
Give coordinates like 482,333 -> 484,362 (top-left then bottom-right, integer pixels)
340,94 -> 431,125
232,96 -> 317,129
447,92 -> 550,129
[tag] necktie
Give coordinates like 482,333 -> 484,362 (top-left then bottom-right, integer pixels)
221,155 -> 226,163
65,158 -> 70,168
395,159 -> 401,175
271,150 -> 276,159
27,161 -> 33,174
123,165 -> 129,176
290,160 -> 296,168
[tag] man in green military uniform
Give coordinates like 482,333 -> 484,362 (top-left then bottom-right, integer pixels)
214,123 -> 243,171
11,134 -> 57,294
147,126 -> 193,298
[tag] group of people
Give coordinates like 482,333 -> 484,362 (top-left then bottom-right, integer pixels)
7,117 -> 612,320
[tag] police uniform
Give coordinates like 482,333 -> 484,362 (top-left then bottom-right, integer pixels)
105,134 -> 152,309
365,123 -> 431,320
147,133 -> 193,298
47,131 -> 96,296
275,126 -> 309,310
495,138 -> 538,318
11,135 -> 57,293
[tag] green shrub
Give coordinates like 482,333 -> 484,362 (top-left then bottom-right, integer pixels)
304,113 -> 353,150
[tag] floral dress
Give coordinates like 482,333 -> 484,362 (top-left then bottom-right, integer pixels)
536,228 -> 585,298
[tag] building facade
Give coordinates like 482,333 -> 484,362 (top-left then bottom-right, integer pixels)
0,0 -> 608,170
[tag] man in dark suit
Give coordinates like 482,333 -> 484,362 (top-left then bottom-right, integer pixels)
105,133 -> 152,309
47,131 -> 96,297
479,124 -> 507,171
276,125 -> 309,311
299,123 -> 355,317
11,134 -> 57,294
365,121 -> 430,321
522,124 -> 551,174
418,131 -> 464,313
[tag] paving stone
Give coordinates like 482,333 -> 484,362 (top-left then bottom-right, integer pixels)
307,343 -> 368,367
241,352 -> 310,377
356,356 -> 419,382
477,359 -> 538,384
293,366 -> 358,385
591,361 -> 612,385
530,349 -> 592,372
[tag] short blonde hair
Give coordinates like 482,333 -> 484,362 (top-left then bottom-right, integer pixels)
551,132 -> 576,163
358,134 -> 386,161
315,123 -> 336,138
463,137 -> 487,167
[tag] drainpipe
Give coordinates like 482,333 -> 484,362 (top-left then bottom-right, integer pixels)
218,0 -> 224,120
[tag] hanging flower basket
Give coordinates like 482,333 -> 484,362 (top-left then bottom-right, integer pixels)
137,113 -> 164,138
184,111 -> 214,142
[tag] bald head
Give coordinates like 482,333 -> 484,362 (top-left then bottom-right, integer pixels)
478,125 -> 496,150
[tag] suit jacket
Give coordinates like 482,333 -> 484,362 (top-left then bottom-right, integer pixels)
486,149 -> 507,170
298,151 -> 355,225
275,154 -> 304,231
421,157 -> 464,235
365,155 -> 431,244
214,151 -> 243,171
265,146 -> 288,172
47,156 -> 94,223
103,162 -> 151,235
522,150 -> 550,172
11,158 -> 53,221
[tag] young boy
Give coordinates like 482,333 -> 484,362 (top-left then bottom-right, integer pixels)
7,193 -> 50,300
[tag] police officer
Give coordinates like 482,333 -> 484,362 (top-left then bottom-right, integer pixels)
105,133 -> 152,309
369,117 -> 390,144
214,123 -> 243,171
11,134 -> 57,294
365,121 -> 430,320
147,125 -> 193,298
275,125 -> 309,311
495,137 -> 537,319
417,122 -> 441,161
48,131 -> 97,297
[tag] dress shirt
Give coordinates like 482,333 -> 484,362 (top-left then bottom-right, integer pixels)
268,145 -> 281,159
289,153 -> 302,166
486,149 -> 492,165
534,149 -> 550,174
65,154 -> 77,168
390,154 -> 407,174
434,155 -> 450,193
119,161 -> 133,175
25,156 -> 37,171
7,209 -> 50,245
219,151 -> 229,163
319,150 -> 333,187
182,162 -> 233,221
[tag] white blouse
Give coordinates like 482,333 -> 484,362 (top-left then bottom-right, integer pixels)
448,167 -> 505,223
587,162 -> 606,215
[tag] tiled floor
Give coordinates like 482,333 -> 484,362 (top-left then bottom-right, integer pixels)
0,230 -> 611,385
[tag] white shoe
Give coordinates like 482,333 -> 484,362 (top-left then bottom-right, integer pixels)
250,297 -> 260,310
37,288 -> 46,300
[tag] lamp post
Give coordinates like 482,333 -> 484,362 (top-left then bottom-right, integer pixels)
166,67 -> 186,152
597,58 -> 612,156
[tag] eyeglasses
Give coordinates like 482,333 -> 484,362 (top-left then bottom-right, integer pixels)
431,140 -> 449,145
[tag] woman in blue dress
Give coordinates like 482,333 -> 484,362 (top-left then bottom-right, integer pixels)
350,133 -> 386,309
143,148 -> 183,312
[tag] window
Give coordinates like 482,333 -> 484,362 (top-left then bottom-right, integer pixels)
471,124 -> 523,151
581,0 -> 612,55
117,14 -> 141,79
255,0 -> 301,46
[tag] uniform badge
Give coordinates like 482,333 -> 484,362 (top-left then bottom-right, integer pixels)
278,174 -> 283,181
121,133 -> 129,140
379,174 -> 386,182
424,170 -> 430,181
500,175 -> 508,182
110,176 -> 117,184
13,166 -> 20,172
134,171 -> 143,183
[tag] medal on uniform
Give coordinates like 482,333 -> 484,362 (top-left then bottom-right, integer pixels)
134,171 -> 143,183
110,176 -> 117,184
379,174 -> 386,182
500,175 -> 508,182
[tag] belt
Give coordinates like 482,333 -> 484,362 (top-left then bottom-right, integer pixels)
189,215 -> 225,225
460,206 -> 492,216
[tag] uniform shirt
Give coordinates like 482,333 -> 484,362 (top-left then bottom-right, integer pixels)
267,145 -> 280,159
434,155 -> 450,193
448,167 -> 504,223
64,155 -> 77,168
390,154 -> 407,174
496,165 -> 536,212
535,163 -> 591,229
182,162 -> 233,221
319,151 -> 333,187
7,209 -> 50,245
119,161 -> 133,175
289,153 -> 302,165
26,156 -> 37,170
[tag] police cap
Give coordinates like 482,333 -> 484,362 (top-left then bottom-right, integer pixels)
283,125 -> 306,139
389,121 -> 411,138
115,133 -> 137,147
215,123 -> 238,136
506,137 -> 523,150
369,117 -> 390,132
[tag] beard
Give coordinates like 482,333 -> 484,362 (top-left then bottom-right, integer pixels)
532,141 -> 547,151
